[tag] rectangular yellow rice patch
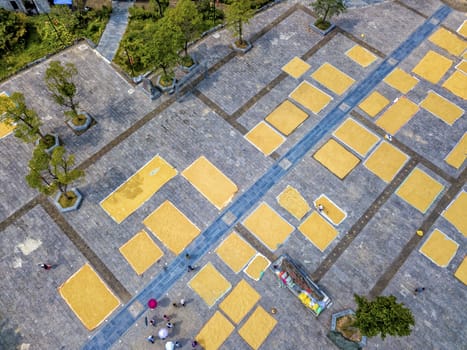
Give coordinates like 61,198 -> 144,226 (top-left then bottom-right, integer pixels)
396,168 -> 444,213
429,28 -> 467,56
412,50 -> 452,84
188,262 -> 231,307
314,194 -> 346,225
420,91 -> 464,126
244,254 -> 270,281
215,232 -> 257,273
364,141 -> 409,183
59,264 -> 120,330
196,311 -> 234,350
289,81 -> 333,114
384,68 -> 418,93
333,118 -> 379,157
375,97 -> 419,135
345,45 -> 377,67
419,229 -> 458,268
143,200 -> 200,255
298,212 -> 339,251
444,133 -> 466,169
219,279 -> 261,324
182,156 -> 238,210
311,62 -> 355,95
442,70 -> 467,100
454,257 -> 467,285
245,121 -> 285,156
100,155 -> 177,223
313,139 -> 360,179
358,91 -> 390,118
243,202 -> 294,251
442,191 -> 467,237
265,100 -> 308,136
277,185 -> 310,220
281,56 -> 311,78
119,230 -> 163,275
238,306 -> 277,350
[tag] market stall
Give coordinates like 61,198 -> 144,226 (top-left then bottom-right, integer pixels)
271,254 -> 332,316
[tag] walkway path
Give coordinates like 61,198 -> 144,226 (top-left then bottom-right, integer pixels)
83,4 -> 451,349
96,1 -> 133,62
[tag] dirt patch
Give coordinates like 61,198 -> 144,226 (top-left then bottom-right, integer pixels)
336,315 -> 362,343
440,0 -> 467,12
85,0 -> 111,10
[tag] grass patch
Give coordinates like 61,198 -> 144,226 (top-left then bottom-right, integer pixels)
72,113 -> 88,126
0,7 -> 110,81
39,134 -> 58,149
314,19 -> 331,30
58,191 -> 78,208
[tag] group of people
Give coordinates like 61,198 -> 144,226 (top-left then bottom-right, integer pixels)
146,298 -> 199,348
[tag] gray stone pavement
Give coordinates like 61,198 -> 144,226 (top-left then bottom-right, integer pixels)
0,44 -> 161,222
97,1 -> 133,61
0,0 -> 465,349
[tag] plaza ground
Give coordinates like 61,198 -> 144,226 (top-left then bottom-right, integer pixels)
0,0 -> 465,349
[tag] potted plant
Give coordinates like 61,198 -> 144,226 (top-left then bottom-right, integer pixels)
329,294 -> 415,349
311,0 -> 346,35
26,145 -> 85,212
166,0 -> 202,72
225,0 -> 255,53
0,92 -> 60,152
45,60 -> 93,132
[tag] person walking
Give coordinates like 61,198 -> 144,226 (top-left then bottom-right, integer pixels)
163,314 -> 170,321
174,341 -> 182,348
187,265 -> 195,271
414,287 -> 425,295
38,263 -> 52,270
192,340 -> 198,348
180,298 -> 186,307
166,322 -> 173,329
147,335 -> 155,343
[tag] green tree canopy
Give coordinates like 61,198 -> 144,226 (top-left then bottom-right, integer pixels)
0,92 -> 45,143
149,0 -> 169,18
312,0 -> 346,24
37,6 -> 77,46
166,0 -> 203,57
354,294 -> 415,340
142,17 -> 183,80
45,60 -> 80,118
26,145 -> 84,199
0,8 -> 28,56
225,0 -> 255,45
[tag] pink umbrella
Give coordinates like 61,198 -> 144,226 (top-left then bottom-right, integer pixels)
148,298 -> 158,309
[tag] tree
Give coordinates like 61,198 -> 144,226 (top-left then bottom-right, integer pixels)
45,61 -> 81,121
0,8 -> 28,56
0,92 -> 47,144
225,0 -> 255,46
354,294 -> 415,340
143,17 -> 183,83
149,0 -> 169,18
166,0 -> 203,58
37,6 -> 77,46
26,145 -> 84,202
312,0 -> 346,27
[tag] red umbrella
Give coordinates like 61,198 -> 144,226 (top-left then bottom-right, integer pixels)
148,298 -> 158,309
